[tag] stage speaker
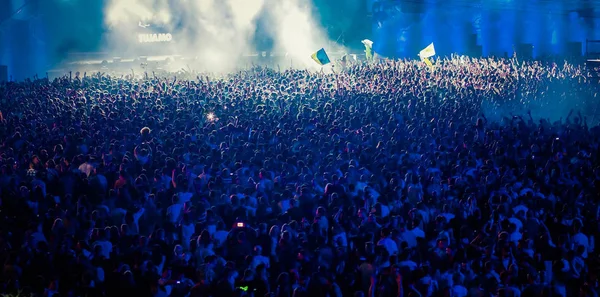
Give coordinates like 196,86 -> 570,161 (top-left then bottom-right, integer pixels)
566,42 -> 582,57
467,34 -> 478,48
516,43 -> 533,59
466,45 -> 482,58
0,65 -> 7,83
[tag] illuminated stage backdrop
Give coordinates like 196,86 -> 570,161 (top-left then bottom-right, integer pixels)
368,0 -> 600,59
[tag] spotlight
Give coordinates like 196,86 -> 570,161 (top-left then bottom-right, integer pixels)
207,113 -> 215,121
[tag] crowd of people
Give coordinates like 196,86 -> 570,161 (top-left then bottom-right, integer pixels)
0,56 -> 599,297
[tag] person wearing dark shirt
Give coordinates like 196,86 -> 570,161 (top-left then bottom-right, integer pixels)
0,56 -> 599,297
286,199 -> 304,222
216,269 -> 238,297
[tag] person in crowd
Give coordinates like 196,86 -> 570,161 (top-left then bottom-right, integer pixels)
0,56 -> 599,297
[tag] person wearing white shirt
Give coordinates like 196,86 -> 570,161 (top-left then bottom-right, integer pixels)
571,245 -> 586,279
195,231 -> 216,267
250,246 -> 270,270
31,177 -> 47,197
92,229 -> 113,260
212,222 -> 229,247
315,207 -> 329,233
399,259 -> 418,271
198,167 -> 212,188
377,229 -> 399,256
573,220 -> 590,259
130,207 -> 145,234
78,162 -> 94,177
166,195 -> 184,224
278,197 -> 291,213
451,272 -> 468,297
452,284 -> 468,297
180,213 -> 195,250
178,191 -> 192,204
30,222 -> 47,248
398,250 -> 418,271
508,216 -> 523,235
439,270 -> 454,289
513,205 -> 528,215
400,223 -> 418,249
440,212 -> 455,223
155,172 -> 172,192
332,231 -> 348,248
508,223 -> 522,243
410,225 -> 425,240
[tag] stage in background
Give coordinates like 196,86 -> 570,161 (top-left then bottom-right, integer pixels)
370,0 -> 600,59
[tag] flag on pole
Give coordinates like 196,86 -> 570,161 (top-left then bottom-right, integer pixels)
423,58 -> 433,68
418,43 -> 436,59
362,39 -> 374,61
311,48 -> 331,65
419,43 -> 436,70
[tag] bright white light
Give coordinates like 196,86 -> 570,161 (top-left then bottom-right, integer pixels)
102,0 -> 341,72
207,113 -> 215,121
138,33 -> 173,43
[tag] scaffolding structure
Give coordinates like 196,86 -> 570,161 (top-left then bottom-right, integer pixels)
587,39 -> 600,60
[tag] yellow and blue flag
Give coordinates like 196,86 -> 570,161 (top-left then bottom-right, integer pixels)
311,48 -> 331,65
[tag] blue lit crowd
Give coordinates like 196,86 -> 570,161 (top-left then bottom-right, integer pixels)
0,57 -> 599,297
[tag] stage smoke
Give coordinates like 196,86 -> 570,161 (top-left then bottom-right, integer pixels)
102,0 -> 338,72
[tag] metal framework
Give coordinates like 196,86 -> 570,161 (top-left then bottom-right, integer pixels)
586,39 -> 600,60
